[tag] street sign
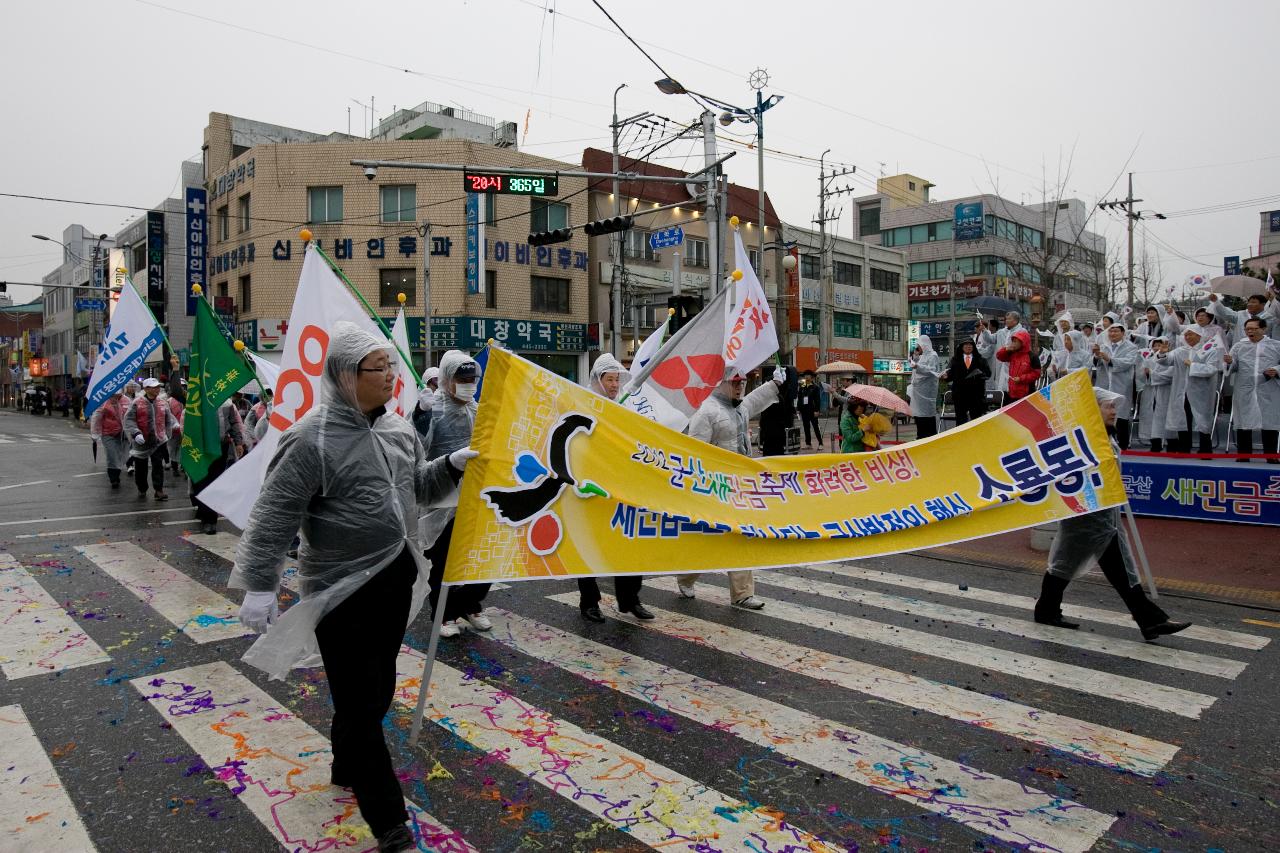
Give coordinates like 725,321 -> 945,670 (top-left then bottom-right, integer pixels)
649,226 -> 684,250
1224,256 -> 1241,276
75,298 -> 108,312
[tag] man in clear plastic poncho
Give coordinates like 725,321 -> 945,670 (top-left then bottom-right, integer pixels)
231,322 -> 476,853
1034,384 -> 1190,642
422,350 -> 491,638
577,353 -> 655,622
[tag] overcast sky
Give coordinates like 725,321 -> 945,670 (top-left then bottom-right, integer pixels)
3,0 -> 1278,306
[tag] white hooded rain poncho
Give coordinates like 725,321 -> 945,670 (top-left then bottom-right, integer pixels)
1047,387 -> 1139,585
588,352 -> 631,399
908,334 -> 942,417
1051,331 -> 1092,379
1094,333 -> 1140,420
419,349 -> 480,549
1139,338 -> 1175,442
1226,332 -> 1280,431
231,322 -> 459,679
1164,328 -> 1223,435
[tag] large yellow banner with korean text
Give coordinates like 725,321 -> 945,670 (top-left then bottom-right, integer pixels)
444,350 -> 1125,584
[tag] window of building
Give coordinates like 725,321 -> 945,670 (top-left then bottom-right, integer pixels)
378,268 -> 415,307
380,185 -> 416,223
858,205 -> 881,237
238,275 -> 251,314
685,238 -> 708,268
484,193 -> 496,226
908,180 -> 917,191
748,248 -> 759,272
308,186 -> 343,223
834,311 -> 862,338
530,200 -> 568,233
870,268 -> 901,292
217,205 -> 229,241
238,195 -> 251,233
485,269 -> 496,309
217,281 -> 228,299
881,220 -> 953,248
131,244 -> 146,276
833,260 -> 861,285
801,308 -> 820,334
624,229 -> 657,262
531,275 -> 570,313
800,253 -> 821,280
871,315 -> 901,341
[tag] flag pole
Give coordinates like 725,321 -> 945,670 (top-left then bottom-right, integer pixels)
408,584 -> 448,744
308,239 -> 423,387
194,285 -> 270,401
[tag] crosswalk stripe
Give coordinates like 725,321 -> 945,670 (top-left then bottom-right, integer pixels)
0,552 -> 111,679
645,577 -> 1216,719
474,608 -> 1115,852
76,543 -> 251,643
19,434 -> 50,443
0,704 -> 98,851
395,647 -> 845,852
183,532 -> 299,592
753,569 -> 1247,679
545,592 -> 1178,777
823,562 -> 1270,650
0,435 -> 13,443
132,662 -> 474,852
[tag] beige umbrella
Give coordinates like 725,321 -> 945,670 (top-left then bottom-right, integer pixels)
1204,274 -> 1270,299
816,360 -> 867,375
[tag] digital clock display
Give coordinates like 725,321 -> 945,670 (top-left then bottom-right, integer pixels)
463,172 -> 559,196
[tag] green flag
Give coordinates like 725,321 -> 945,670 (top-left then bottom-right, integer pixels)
181,298 -> 248,482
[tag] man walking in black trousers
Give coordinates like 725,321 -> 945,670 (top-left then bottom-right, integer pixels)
796,371 -> 823,447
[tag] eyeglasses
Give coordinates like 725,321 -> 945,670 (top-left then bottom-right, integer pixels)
358,363 -> 399,375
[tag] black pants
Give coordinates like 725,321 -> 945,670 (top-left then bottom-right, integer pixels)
914,416 -> 937,438
1039,536 -> 1168,628
1149,438 -> 1164,453
426,517 -> 490,623
191,453 -> 229,523
133,453 -> 164,494
578,576 -> 642,611
315,547 -> 416,838
1236,429 -> 1280,462
954,395 -> 987,426
799,410 -> 821,446
1115,418 -> 1131,450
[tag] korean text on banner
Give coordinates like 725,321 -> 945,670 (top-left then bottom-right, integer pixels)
83,282 -> 164,417
445,352 -> 1126,584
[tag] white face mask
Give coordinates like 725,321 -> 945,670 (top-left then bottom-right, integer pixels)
453,382 -> 477,400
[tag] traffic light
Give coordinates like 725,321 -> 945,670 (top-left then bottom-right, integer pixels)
528,228 -> 573,246
0,282 -> 7,294
583,215 -> 634,236
666,294 -> 703,333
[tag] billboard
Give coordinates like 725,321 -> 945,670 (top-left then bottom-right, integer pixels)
953,202 -> 984,241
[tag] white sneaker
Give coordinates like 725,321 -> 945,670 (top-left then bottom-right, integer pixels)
463,612 -> 492,632
676,582 -> 696,599
439,621 -> 462,638
732,595 -> 765,610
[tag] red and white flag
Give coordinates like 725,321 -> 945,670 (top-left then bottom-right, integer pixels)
723,230 -> 778,373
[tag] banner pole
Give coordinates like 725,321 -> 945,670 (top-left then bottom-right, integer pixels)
408,584 -> 448,745
1122,501 -> 1158,600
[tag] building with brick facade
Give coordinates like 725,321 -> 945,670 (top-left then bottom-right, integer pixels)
203,112 -> 593,381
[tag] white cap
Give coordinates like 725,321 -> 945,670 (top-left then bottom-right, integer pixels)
142,378 -> 162,388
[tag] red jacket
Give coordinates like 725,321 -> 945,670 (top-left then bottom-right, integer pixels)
95,396 -> 126,437
996,330 -> 1040,401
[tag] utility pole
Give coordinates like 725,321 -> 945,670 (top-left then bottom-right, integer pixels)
610,85 -> 625,358
702,110 -> 722,295
420,220 -> 432,368
1098,174 -> 1151,308
815,151 -> 855,366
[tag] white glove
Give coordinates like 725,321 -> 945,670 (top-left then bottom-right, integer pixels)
417,393 -> 433,410
133,434 -> 146,445
772,366 -> 787,384
238,591 -> 279,633
448,447 -> 479,471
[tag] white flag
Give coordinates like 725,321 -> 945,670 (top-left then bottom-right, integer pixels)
723,230 -> 778,372
198,245 -> 389,528
84,280 -> 164,417
389,307 -> 419,418
238,350 -> 281,394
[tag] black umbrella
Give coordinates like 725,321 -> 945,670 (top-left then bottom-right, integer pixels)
970,295 -> 1018,314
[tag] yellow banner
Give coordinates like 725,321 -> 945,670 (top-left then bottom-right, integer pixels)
444,350 -> 1125,584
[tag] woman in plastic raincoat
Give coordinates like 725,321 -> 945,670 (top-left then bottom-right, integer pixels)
422,349 -> 491,638
1034,386 -> 1190,642
908,334 -> 942,438
231,322 -> 476,853
1138,336 -> 1175,452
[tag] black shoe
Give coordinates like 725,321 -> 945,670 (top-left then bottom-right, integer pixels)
376,823 -> 415,852
110,481 -> 120,489
1141,621 -> 1191,642
286,548 -> 299,559
201,522 -> 218,535
621,603 -> 655,620
1034,613 -> 1080,629
137,490 -> 148,500
330,763 -> 351,788
580,605 -> 606,623
1033,573 -> 1078,628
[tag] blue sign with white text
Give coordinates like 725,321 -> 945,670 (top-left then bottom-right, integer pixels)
1224,256 -> 1241,276
649,226 -> 684,250
75,299 -> 108,312
466,193 -> 481,295
185,187 -> 207,317
1122,456 -> 1280,526
1270,210 -> 1280,233
954,202 -> 984,241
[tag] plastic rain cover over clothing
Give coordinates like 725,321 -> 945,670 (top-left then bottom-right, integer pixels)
1094,337 -> 1140,420
419,349 -> 479,549
1052,331 -> 1092,378
908,335 -> 942,417
1048,387 -> 1139,585
230,322 -> 457,679
688,380 -> 780,456
1164,335 -> 1223,434
588,352 -> 631,398
1226,336 -> 1280,430
1139,346 -> 1175,441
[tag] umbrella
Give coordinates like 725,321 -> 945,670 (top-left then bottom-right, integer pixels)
1204,274 -> 1269,299
970,295 -> 1018,314
844,383 -> 911,415
1062,307 -> 1100,326
816,360 -> 868,375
